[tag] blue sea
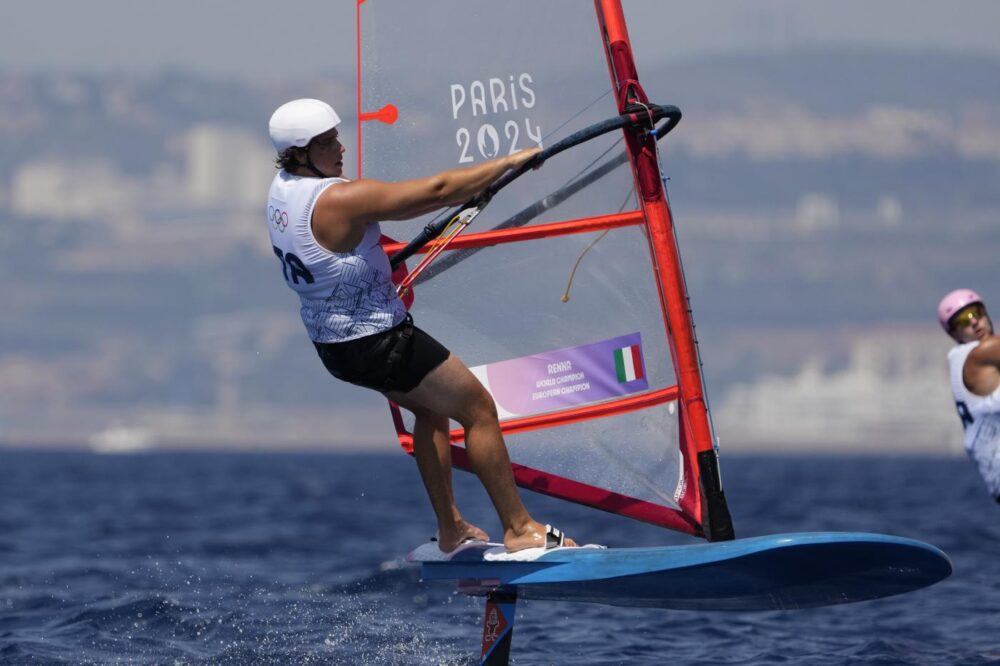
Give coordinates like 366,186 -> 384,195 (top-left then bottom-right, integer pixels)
1,450 -> 999,665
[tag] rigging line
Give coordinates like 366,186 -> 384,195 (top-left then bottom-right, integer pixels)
396,207 -> 479,297
564,135 -> 624,185
560,230 -> 610,303
617,181 -> 637,214
411,116 -> 673,284
560,184 -> 635,302
519,92 -> 622,200
537,88 -> 614,145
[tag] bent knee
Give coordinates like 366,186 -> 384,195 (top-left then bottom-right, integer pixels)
460,386 -> 499,427
421,412 -> 450,432
407,404 -> 446,425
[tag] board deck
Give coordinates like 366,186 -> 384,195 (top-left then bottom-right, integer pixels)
407,532 -> 952,611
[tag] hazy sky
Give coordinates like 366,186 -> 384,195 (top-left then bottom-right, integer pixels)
3,1 -> 1000,81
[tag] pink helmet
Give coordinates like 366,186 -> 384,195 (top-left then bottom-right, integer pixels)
937,288 -> 984,330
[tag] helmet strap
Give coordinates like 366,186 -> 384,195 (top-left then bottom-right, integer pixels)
284,145 -> 329,178
303,154 -> 328,178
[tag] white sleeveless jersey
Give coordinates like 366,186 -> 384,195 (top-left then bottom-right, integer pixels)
948,341 -> 1000,499
266,171 -> 406,343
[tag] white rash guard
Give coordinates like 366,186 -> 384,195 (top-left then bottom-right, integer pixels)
948,341 -> 1000,499
266,171 -> 406,343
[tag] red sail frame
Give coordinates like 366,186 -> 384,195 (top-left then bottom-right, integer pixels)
356,0 -> 718,538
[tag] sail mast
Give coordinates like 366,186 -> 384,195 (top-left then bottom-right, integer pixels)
594,0 -> 734,540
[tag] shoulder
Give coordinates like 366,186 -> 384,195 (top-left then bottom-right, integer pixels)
311,177 -> 359,210
968,336 -> 1000,363
949,341 -> 976,361
324,175 -> 403,195
314,176 -> 351,196
267,170 -> 291,197
317,177 -> 381,206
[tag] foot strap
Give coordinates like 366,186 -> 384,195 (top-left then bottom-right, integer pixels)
544,525 -> 565,549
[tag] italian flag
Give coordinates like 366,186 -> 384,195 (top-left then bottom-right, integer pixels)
614,344 -> 644,383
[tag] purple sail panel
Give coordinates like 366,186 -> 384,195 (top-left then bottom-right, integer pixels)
470,333 -> 648,419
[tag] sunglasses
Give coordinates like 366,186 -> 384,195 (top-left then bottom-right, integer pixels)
950,304 -> 986,329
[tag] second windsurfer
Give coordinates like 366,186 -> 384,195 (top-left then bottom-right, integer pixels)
938,288 -> 1000,503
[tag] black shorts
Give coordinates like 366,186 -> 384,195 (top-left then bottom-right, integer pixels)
312,314 -> 450,394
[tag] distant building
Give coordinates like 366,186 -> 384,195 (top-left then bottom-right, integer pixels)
795,193 -> 839,233
876,194 -> 903,227
182,125 -> 274,210
715,326 -> 961,453
12,159 -> 138,221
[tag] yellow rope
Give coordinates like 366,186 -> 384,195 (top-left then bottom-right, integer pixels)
560,229 -> 609,303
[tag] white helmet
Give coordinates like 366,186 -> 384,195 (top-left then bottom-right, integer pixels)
268,99 -> 341,153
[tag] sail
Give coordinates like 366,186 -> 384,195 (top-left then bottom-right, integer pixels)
356,0 -> 733,540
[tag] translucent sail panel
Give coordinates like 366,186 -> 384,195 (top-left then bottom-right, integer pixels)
358,0 -> 637,229
390,226 -> 677,398
391,226 -> 696,521
504,404 -> 685,513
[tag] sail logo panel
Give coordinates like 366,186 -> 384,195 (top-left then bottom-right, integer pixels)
358,0 -> 713,538
468,333 -> 649,420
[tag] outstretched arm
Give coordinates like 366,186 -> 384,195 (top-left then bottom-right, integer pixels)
312,148 -> 540,252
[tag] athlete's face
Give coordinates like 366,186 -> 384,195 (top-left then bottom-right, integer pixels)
950,303 -> 994,343
308,128 -> 346,178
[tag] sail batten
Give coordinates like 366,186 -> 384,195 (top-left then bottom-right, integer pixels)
379,211 -> 644,257
394,384 -> 681,451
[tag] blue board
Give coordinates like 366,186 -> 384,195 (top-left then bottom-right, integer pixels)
410,532 -> 952,611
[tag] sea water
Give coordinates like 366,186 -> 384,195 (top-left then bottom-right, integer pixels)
1,450 -> 998,665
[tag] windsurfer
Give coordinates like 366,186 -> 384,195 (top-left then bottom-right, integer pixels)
938,289 -> 1000,503
265,98 -> 578,552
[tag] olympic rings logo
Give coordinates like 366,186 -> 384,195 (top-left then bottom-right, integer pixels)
268,206 -> 290,232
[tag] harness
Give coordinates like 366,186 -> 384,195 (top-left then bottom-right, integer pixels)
381,313 -> 414,392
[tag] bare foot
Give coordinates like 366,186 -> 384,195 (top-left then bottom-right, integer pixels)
437,519 -> 490,553
503,522 -> 578,552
